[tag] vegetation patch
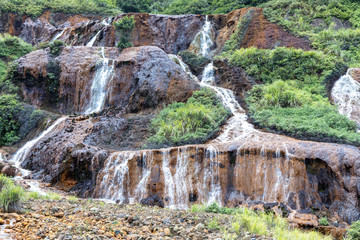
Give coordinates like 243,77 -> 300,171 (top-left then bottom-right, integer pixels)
0,0 -> 120,17
0,175 -> 24,213
146,88 -> 230,148
114,16 -> 136,50
191,203 -> 332,240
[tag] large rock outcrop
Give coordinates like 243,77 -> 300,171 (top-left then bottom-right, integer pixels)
2,8 -> 310,54
15,46 -> 199,114
20,114 -> 360,224
211,7 -> 311,53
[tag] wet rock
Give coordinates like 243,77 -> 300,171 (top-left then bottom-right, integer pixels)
349,68 -> 360,83
140,195 -> 165,208
287,212 -> 319,228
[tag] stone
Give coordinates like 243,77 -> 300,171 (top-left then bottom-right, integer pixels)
287,212 -> 319,228
195,223 -> 205,231
164,228 -> 171,236
0,218 -> 5,225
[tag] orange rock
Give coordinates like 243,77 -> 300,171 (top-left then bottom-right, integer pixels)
287,212 -> 318,228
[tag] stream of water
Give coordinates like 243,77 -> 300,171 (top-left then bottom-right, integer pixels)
332,69 -> 360,126
84,47 -> 114,114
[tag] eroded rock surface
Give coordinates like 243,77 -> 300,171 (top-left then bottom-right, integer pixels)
15,46 -> 199,114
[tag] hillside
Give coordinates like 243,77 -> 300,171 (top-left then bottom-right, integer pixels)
0,0 -> 359,239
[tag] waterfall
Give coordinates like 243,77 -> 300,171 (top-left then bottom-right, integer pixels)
10,117 -> 67,170
86,17 -> 112,47
168,54 -> 199,82
162,150 -> 176,208
86,30 -> 102,47
84,47 -> 114,114
51,29 -> 65,42
190,16 -> 214,57
332,69 -> 360,126
204,146 -> 222,205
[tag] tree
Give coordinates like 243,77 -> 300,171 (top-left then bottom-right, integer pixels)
113,16 -> 136,49
116,0 -> 151,13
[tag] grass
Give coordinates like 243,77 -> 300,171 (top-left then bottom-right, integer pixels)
189,203 -> 332,240
146,87 -> 230,147
0,175 -> 24,213
0,0 -> 120,17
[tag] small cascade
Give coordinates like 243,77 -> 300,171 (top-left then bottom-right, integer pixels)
203,146 -> 222,205
332,69 -> 360,126
86,17 -> 112,47
200,63 -> 255,142
134,151 -> 154,201
51,29 -> 65,42
168,54 -> 199,82
162,150 -> 176,208
96,152 -> 134,202
84,47 -> 114,114
9,116 -> 67,175
189,16 -> 215,57
86,30 -> 102,47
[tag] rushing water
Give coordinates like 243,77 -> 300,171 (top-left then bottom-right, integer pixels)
86,18 -> 112,47
190,16 -> 214,57
84,47 -> 114,114
332,69 -> 360,126
51,29 -> 65,42
10,117 -> 67,175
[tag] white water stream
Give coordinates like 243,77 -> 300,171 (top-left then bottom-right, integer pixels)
86,17 -> 112,47
332,69 -> 360,126
51,29 -> 65,42
84,47 -> 114,114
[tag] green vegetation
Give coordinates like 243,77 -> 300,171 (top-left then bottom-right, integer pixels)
178,50 -> 209,75
146,88 -> 230,147
38,40 -> 66,56
0,0 -> 120,17
114,16 -> 136,49
0,35 -> 48,147
190,203 -> 332,240
319,217 -> 330,226
223,46 -> 360,145
348,220 -> 360,240
0,175 -> 24,213
263,0 -> 360,68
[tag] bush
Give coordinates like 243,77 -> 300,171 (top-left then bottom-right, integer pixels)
348,221 -> 360,240
0,175 -> 24,213
146,87 -> 230,147
0,0 -> 120,17
114,16 -> 135,50
319,217 -> 330,226
178,50 -> 209,75
49,40 -> 65,56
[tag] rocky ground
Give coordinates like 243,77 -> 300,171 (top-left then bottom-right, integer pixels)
1,198 -> 274,240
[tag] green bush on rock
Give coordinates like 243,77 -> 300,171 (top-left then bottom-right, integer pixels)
146,88 -> 230,147
348,220 -> 360,240
114,16 -> 136,50
0,175 -> 24,213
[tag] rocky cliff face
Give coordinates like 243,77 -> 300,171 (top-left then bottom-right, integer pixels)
15,46 -> 199,114
20,114 -> 360,224
2,8 -> 310,54
4,7 -> 358,229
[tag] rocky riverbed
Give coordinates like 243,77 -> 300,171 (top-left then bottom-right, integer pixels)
2,197 -> 275,240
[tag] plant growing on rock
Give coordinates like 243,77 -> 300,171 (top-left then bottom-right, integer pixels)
319,217 -> 330,226
146,87 -> 230,147
348,221 -> 360,240
114,16 -> 136,49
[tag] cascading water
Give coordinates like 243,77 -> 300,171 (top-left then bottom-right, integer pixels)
332,69 -> 360,126
10,116 -> 67,174
84,47 -> 114,114
51,29 -> 65,42
189,16 -> 214,57
86,18 -> 112,47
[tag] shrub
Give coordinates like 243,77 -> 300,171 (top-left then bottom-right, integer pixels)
0,0 -> 120,17
178,50 -> 209,75
0,175 -> 24,213
49,40 -> 65,56
146,87 -> 230,147
348,221 -> 360,240
114,16 -> 135,50
319,217 -> 330,226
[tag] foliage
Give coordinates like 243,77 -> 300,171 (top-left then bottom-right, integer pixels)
0,34 -> 33,80
163,0 -> 209,15
178,50 -> 209,75
146,88 -> 230,147
114,16 -> 135,49
348,221 -> 360,240
116,0 -> 151,13
0,175 -> 24,213
319,217 -> 330,226
0,0 -> 120,17
190,203 -> 332,240
207,217 -> 220,230
262,0 -> 360,68
223,9 -> 254,52
224,46 -> 360,145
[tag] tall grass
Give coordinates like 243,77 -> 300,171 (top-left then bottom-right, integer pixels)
0,175 -> 24,213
